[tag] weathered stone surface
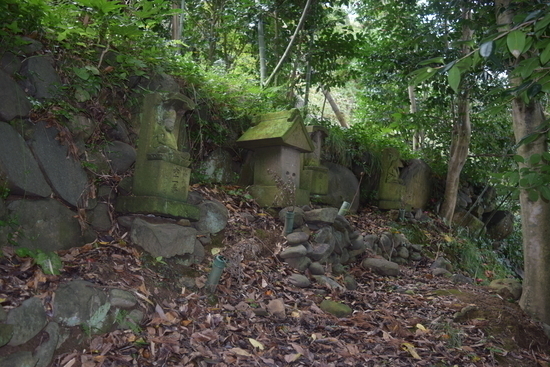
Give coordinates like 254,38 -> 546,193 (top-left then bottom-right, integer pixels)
288,273 -> 311,288
0,71 -> 32,120
401,159 -> 432,209
0,351 -> 36,367
322,162 -> 360,213
432,268 -> 452,277
313,226 -> 335,246
377,147 -> 405,210
484,210 -> 514,241
430,257 -> 453,272
29,121 -> 89,207
313,275 -> 345,290
66,114 -> 97,141
319,299 -> 352,318
89,202 -> 112,232
490,279 -> 522,300
105,141 -> 137,174
364,234 -> 378,250
199,148 -> 236,184
35,322 -> 60,367
304,208 -> 338,225
285,256 -> 311,272
20,55 -> 61,100
194,200 -> 228,234
0,52 -> 21,75
280,245 -> 307,259
286,231 -> 309,246
116,196 -> 200,220
7,297 -> 47,346
410,252 -> 422,261
344,275 -> 357,290
378,233 -> 394,258
53,280 -> 108,328
397,246 -> 409,259
142,72 -> 181,93
350,235 -> 365,250
309,262 -> 325,275
0,305 -> 6,322
452,210 -> 486,236
332,263 -> 346,276
7,198 -> 85,251
0,323 -> 13,347
18,36 -> 43,55
333,215 -> 352,233
452,274 -> 473,284
130,218 -> 198,258
307,242 -> 333,262
109,289 -> 137,309
362,258 -> 400,277
267,299 -> 286,319
0,122 -> 51,197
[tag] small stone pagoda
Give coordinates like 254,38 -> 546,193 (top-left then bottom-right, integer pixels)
237,109 -> 314,207
116,92 -> 199,219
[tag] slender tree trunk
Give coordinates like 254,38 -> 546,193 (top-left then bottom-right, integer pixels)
496,0 -> 550,325
258,14 -> 266,84
322,87 -> 349,128
263,0 -> 312,87
439,3 -> 472,223
408,85 -> 423,151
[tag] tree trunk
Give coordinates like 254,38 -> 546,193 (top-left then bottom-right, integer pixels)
263,0 -> 312,87
439,3 -> 472,223
258,14 -> 266,85
322,88 -> 349,128
408,85 -> 423,151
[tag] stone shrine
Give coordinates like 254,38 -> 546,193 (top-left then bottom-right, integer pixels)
116,93 -> 199,219
377,147 -> 405,210
237,109 -> 314,207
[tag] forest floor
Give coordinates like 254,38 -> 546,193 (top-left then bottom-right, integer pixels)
1,184 -> 550,367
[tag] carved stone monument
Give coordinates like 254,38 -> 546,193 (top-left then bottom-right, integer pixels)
116,93 -> 199,219
237,109 -> 314,207
301,125 -> 329,196
378,147 -> 405,210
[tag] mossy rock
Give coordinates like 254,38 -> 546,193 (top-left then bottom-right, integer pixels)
319,300 -> 352,318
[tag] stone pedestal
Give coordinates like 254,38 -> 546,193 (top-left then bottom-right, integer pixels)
116,92 -> 198,220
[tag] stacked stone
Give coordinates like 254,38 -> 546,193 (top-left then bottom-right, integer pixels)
368,232 -> 423,264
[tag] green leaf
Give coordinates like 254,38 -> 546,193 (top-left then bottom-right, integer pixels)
541,44 -> 550,65
410,67 -> 438,86
543,152 -> 550,161
418,57 -> 445,66
517,58 -> 540,79
75,87 -> 91,102
528,189 -> 539,201
74,67 -> 90,80
529,153 -> 542,164
540,186 -> 550,200
448,66 -> 461,93
507,30 -> 526,58
519,131 -> 542,146
513,155 -> 525,163
535,12 -> 550,33
480,41 -> 494,58
527,83 -> 542,99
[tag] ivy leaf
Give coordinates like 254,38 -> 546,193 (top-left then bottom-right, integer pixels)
448,66 -> 461,93
513,155 -> 525,163
507,30 -> 526,58
528,189 -> 539,201
529,153 -> 542,165
480,41 -> 494,58
540,44 -> 550,65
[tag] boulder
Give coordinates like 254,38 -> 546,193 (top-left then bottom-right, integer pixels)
20,55 -> 62,100
288,273 -> 311,288
361,258 -> 400,276
280,245 -> 307,259
194,200 -> 228,235
6,297 -> 47,346
34,322 -> 60,367
198,148 -> 236,184
279,206 -> 305,229
452,209 -> 486,236
401,159 -> 432,209
321,162 -> 360,213
484,210 -> 514,240
130,218 -> 198,259
489,278 -> 522,300
286,231 -> 309,246
304,208 -> 338,226
7,198 -> 86,251
53,280 -> 108,328
0,122 -> 51,198
0,71 -> 31,120
104,141 -> 137,174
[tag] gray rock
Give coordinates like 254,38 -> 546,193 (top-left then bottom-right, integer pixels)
378,233 -> 394,258
485,210 -> 514,241
0,71 -> 31,120
313,226 -> 335,246
280,245 -> 307,259
142,72 -> 180,93
349,230 -> 360,240
344,275 -> 357,290
307,242 -> 333,262
340,248 -> 350,264
0,122 -> 51,197
20,55 -> 62,100
332,231 -> 343,255
452,274 -> 473,284
285,256 -> 312,272
266,299 -> 286,319
322,162 -> 360,213
350,235 -> 365,250
333,215 -> 352,233
364,234 -> 378,250
431,257 -> 453,272
66,114 -> 97,141
332,263 -> 346,276
123,309 -> 145,328
286,231 -> 309,246
18,36 -> 43,54
397,246 -> 409,259
288,273 -> 311,288
410,252 -> 422,261
7,297 -> 47,346
7,198 -> 85,251
410,244 -> 423,252
0,305 -> 6,322
489,278 -> 522,300
0,52 -> 21,75
109,289 -> 137,309
130,218 -> 197,258
0,351 -> 36,367
29,121 -> 89,207
309,262 -> 325,275
361,258 -> 400,277
35,322 -> 60,367
104,141 -> 137,174
319,299 -> 352,318
97,185 -> 116,202
401,159 -> 432,210
53,280 -> 108,328
194,200 -> 228,234
186,191 -> 204,206
304,208 -> 338,225
0,323 -> 13,347
89,202 -> 112,232
432,268 -> 452,277
313,275 -> 345,291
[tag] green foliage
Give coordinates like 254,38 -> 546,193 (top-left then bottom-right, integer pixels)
15,248 -> 63,275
